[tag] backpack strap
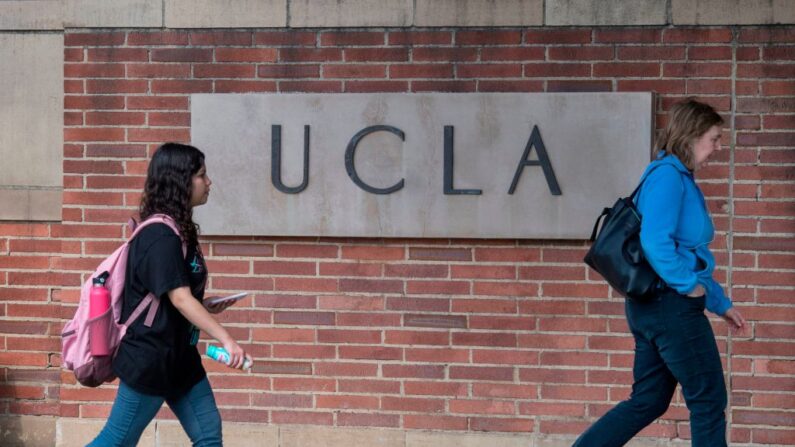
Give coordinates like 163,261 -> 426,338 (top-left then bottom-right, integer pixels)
125,214 -> 188,328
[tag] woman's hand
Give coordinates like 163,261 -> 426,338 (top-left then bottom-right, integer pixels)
221,338 -> 250,369
203,297 -> 236,314
722,307 -> 748,336
687,284 -> 706,297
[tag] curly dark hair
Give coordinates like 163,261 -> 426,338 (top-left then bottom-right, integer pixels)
139,143 -> 205,246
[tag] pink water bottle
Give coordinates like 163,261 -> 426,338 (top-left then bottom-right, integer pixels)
89,271 -> 111,356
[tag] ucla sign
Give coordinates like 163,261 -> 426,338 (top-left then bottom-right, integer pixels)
192,93 -> 652,238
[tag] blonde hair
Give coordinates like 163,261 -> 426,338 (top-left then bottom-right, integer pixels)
656,99 -> 724,171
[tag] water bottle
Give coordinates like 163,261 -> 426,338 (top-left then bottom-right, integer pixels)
206,345 -> 252,370
89,272 -> 111,319
89,271 -> 111,356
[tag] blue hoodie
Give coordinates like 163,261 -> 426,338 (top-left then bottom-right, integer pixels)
635,152 -> 733,316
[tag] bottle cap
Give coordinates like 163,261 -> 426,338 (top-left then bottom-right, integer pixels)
93,271 -> 110,286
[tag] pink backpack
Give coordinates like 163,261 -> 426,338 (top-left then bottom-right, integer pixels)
61,214 -> 185,387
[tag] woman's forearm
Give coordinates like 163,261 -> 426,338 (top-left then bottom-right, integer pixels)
167,286 -> 233,344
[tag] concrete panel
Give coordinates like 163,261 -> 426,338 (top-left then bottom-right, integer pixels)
57,418 -> 155,446
672,0 -> 795,24
282,426 -> 404,447
290,0 -> 412,27
546,0 -> 667,25
407,431 -> 529,447
0,1 -> 63,30
0,33 -> 62,221
416,0 -> 543,26
165,0 -> 287,28
157,420 -> 279,446
0,416 -> 56,447
192,92 -> 653,239
0,189 -> 61,221
63,0 -> 162,27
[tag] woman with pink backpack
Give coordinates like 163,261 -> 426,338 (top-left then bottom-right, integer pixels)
88,143 -> 250,446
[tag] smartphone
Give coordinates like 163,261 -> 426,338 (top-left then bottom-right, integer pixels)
205,292 -> 248,306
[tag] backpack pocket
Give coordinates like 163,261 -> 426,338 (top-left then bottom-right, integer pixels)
87,307 -> 114,357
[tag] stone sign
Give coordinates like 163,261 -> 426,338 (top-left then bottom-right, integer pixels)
192,93 -> 652,238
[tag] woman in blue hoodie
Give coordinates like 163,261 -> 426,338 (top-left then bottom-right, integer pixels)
574,99 -> 746,447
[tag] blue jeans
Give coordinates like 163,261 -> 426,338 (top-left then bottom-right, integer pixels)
573,289 -> 727,447
88,377 -> 222,447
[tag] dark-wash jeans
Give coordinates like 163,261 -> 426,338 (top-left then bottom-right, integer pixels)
573,288 -> 727,447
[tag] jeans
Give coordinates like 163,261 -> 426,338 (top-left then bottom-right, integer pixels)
88,377 -> 222,447
573,288 -> 727,447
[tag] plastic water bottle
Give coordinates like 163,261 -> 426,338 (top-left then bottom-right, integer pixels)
206,345 -> 252,370
88,271 -> 111,356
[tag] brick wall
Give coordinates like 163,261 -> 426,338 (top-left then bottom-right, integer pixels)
1,26 -> 793,444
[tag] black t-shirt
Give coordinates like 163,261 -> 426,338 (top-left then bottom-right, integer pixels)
113,223 -> 207,398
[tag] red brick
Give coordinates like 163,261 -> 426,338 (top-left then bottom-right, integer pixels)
663,62 -> 732,77
64,127 -> 124,142
388,31 -> 452,46
151,48 -> 212,62
65,63 -> 125,78
215,48 -> 277,63
273,344 -> 335,359
255,31 -> 316,46
273,311 -> 334,326
127,64 -> 191,78
85,111 -> 145,126
739,28 -> 795,43
411,80 -> 476,92
384,263 -> 449,278
316,395 -> 379,410
663,28 -> 732,43
525,63 -> 591,77
274,277 -> 338,292
594,63 -> 661,77
128,31 -> 189,46
318,262 -> 382,277
390,64 -> 454,78
320,31 -> 384,46
193,64 -> 256,78
215,80 -> 277,93
406,280 -> 468,295
151,80 -> 212,94
345,48 -> 408,62
547,80 -> 612,92
386,330 -> 449,346
688,46 -> 732,60
189,31 -> 252,46
618,46 -> 686,61
213,243 -> 273,257
482,47 -> 545,62
594,29 -> 660,44
383,396 -> 445,412
618,79 -> 686,94
450,399 -> 515,415
457,30 -> 521,45
64,32 -> 125,46
318,295 -> 384,310
253,260 -> 315,275
478,80 -> 544,92
468,315 -> 535,331
686,79 -> 732,94
65,95 -> 125,110
317,329 -> 381,344
339,346 -> 401,361
64,48 -> 84,62
764,45 -> 795,60
324,64 -> 386,78
128,128 -> 190,143
738,63 -> 795,79
409,247 -> 471,261
147,112 -> 191,127
526,29 -> 591,44
458,64 -> 522,78
280,48 -> 342,62
386,296 -> 450,312
452,298 -> 516,314
405,347 -> 468,363
413,47 -> 478,62
280,80 -> 342,92
383,364 -> 445,379
551,46 -> 615,60
127,96 -> 189,110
